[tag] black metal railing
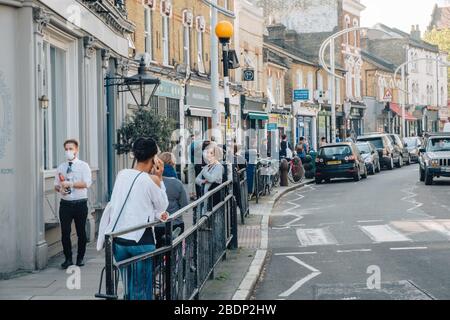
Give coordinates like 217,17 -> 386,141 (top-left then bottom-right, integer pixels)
233,167 -> 250,224
96,180 -> 238,300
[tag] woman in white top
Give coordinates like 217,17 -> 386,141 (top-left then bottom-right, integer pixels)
98,137 -> 169,300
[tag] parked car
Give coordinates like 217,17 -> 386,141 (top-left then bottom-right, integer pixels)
403,136 -> 423,163
356,142 -> 381,175
315,142 -> 368,184
357,134 -> 397,170
419,133 -> 450,185
388,134 -> 411,166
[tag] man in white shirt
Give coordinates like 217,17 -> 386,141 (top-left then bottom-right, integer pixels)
54,139 -> 92,269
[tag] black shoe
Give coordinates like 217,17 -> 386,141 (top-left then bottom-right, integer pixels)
76,258 -> 85,267
61,259 -> 73,269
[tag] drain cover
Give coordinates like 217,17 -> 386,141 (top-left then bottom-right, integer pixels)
313,280 -> 434,300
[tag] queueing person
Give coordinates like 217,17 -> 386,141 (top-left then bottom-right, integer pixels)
97,137 -> 169,300
54,139 -> 92,269
196,143 -> 224,209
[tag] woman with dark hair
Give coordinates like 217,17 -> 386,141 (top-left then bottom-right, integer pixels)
98,137 -> 169,300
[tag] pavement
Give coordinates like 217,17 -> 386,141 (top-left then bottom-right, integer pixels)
253,164 -> 450,300
0,180 -> 312,300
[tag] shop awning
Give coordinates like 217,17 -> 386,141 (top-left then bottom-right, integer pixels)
390,103 -> 417,121
188,107 -> 212,118
248,112 -> 269,120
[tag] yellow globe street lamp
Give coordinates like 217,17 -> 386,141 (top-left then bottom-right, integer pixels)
215,20 -> 234,44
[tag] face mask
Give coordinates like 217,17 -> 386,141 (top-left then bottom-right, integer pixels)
65,150 -> 75,161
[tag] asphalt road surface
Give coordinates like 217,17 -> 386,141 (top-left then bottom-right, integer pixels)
253,163 -> 450,300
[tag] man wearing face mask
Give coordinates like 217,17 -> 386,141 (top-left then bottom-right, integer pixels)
54,139 -> 92,269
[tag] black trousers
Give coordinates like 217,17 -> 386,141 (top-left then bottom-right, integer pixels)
59,199 -> 88,261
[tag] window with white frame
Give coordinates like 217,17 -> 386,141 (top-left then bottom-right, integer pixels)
317,73 -> 323,91
307,71 -> 314,102
161,0 -> 172,66
275,74 -> 282,106
346,68 -> 353,98
182,10 -> 192,69
296,70 -> 303,89
196,16 -> 206,74
344,15 -> 351,46
144,7 -> 154,60
42,34 -> 77,170
353,19 -> 359,48
354,66 -> 361,98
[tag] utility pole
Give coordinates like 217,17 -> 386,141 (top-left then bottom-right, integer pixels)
330,39 -> 336,143
401,66 -> 406,137
210,0 -> 220,135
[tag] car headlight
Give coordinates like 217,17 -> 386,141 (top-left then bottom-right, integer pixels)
431,159 -> 440,168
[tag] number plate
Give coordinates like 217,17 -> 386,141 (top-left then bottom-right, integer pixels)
327,160 -> 342,165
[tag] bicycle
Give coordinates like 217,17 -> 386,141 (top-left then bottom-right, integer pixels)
280,155 -> 305,184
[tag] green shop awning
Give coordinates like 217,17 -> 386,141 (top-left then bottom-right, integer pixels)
248,112 -> 269,120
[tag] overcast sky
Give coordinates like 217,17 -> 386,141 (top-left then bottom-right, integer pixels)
360,0 -> 439,34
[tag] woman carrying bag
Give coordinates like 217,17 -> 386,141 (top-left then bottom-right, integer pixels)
97,137 -> 169,300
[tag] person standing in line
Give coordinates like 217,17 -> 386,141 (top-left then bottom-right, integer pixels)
54,139 -> 92,269
97,137 -> 169,300
196,143 -> 224,206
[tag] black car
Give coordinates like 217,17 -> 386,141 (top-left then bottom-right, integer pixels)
419,133 -> 450,185
388,134 -> 411,166
315,143 -> 368,184
403,136 -> 423,163
356,142 -> 381,175
357,134 -> 397,170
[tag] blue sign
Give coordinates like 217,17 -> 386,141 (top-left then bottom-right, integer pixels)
267,123 -> 278,131
293,89 -> 309,101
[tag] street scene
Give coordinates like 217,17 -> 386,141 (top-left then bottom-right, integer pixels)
0,0 -> 450,303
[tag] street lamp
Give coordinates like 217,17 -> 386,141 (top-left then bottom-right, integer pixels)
105,57 -> 161,108
215,20 -> 234,172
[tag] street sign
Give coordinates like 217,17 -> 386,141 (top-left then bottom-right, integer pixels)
293,89 -> 309,101
383,89 -> 392,102
243,69 -> 255,81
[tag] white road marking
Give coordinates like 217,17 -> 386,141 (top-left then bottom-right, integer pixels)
296,228 -> 338,247
390,247 -> 428,251
336,249 -> 372,253
275,252 -> 317,256
278,256 -> 321,298
418,221 -> 450,239
359,225 -> 411,243
357,220 -> 384,224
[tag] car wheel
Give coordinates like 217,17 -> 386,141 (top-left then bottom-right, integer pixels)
387,157 -> 394,170
315,178 -> 323,184
406,155 -> 411,166
325,178 -> 331,183
425,169 -> 433,185
371,164 -> 376,175
419,167 -> 425,182
362,166 -> 368,179
354,167 -> 361,182
396,156 -> 403,168
376,161 -> 381,173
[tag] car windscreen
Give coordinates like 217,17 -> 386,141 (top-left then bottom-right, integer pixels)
358,138 -> 383,149
428,138 -> 450,152
356,144 -> 371,154
320,146 -> 353,157
404,137 -> 418,148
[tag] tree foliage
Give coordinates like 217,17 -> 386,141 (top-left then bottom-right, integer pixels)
114,107 -> 177,155
424,28 -> 450,92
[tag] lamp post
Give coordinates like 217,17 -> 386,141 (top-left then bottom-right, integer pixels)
215,20 -> 234,178
105,57 -> 161,109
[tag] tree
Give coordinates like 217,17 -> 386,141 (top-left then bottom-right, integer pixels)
114,107 -> 177,156
424,27 -> 450,94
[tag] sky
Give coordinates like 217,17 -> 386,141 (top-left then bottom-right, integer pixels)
360,0 -> 441,34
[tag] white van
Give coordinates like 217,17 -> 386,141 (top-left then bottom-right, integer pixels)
444,122 -> 450,133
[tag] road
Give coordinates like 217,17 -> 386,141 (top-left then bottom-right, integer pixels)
253,164 -> 450,300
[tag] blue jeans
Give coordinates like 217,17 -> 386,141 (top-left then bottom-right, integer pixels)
113,243 -> 156,300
